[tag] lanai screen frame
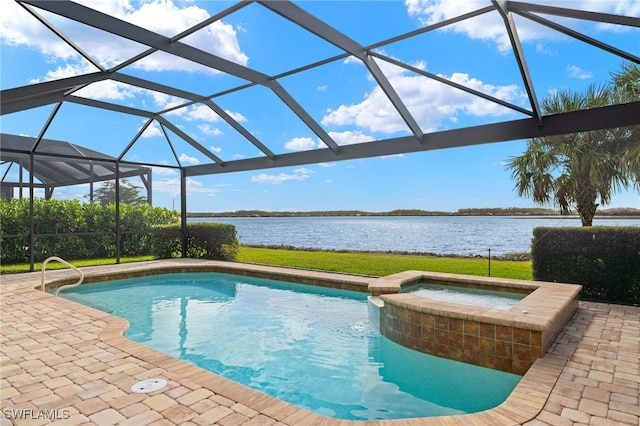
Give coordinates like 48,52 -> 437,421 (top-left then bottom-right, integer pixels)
1,0 -> 639,270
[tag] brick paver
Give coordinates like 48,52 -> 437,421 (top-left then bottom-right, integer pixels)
1,260 -> 638,425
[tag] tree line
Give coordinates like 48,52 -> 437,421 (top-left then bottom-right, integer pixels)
187,207 -> 639,218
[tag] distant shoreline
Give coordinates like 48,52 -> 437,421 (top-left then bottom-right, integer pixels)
187,207 -> 640,219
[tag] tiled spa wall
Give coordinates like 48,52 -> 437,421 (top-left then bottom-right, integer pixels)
379,301 -> 544,376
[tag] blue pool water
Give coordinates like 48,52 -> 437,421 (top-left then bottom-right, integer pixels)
58,272 -> 522,420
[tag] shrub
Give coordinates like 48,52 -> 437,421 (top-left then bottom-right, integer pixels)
186,222 -> 239,260
151,222 -> 239,261
151,224 -> 183,259
0,198 -> 179,263
532,226 -> 640,304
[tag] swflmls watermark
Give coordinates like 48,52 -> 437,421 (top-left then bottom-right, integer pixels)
2,408 -> 71,420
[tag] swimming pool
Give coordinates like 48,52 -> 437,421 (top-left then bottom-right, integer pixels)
58,272 -> 522,421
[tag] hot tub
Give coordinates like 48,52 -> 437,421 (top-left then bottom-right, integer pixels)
368,271 -> 581,375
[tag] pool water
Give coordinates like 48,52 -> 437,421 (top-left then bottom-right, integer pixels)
405,283 -> 525,310
59,272 -> 522,420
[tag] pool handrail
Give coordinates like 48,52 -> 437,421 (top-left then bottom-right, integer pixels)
41,256 -> 84,296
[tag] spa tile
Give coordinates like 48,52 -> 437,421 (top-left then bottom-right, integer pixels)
435,329 -> 449,345
421,313 -> 435,328
479,337 -> 495,355
449,346 -> 464,362
514,344 -> 531,362
408,336 -> 421,349
496,340 -> 512,358
479,323 -> 495,338
531,345 -> 543,360
397,308 -> 411,323
462,350 -> 479,365
410,323 -> 421,339
513,360 -> 531,376
434,343 -> 449,358
400,320 -> 411,336
496,325 -> 513,342
514,328 -> 531,345
495,357 -> 512,373
479,353 -> 497,370
410,310 -> 421,325
463,335 -> 479,352
450,332 -> 463,348
463,320 -> 478,336
449,318 -> 463,333
421,326 -> 434,341
435,316 -> 449,330
420,340 -> 435,354
531,331 -> 542,347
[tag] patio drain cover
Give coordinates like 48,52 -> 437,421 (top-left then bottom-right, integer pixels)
131,378 -> 167,393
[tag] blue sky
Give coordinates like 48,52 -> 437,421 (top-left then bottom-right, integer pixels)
1,0 -> 639,212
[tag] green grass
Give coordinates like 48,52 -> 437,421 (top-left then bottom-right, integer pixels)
0,256 -> 156,274
1,248 -> 533,280
237,246 -> 533,280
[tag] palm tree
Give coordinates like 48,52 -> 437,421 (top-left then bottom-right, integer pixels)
505,63 -> 640,226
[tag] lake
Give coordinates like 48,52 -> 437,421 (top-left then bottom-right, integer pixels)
189,216 -> 640,256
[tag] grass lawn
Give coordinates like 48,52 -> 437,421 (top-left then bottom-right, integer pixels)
1,248 -> 532,281
237,246 -> 533,280
0,256 -> 156,274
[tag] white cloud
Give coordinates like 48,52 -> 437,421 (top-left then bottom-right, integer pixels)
0,1 -> 79,60
611,0 -> 640,18
28,62 -> 96,84
318,162 -> 337,167
199,124 -> 223,136
172,104 -> 246,123
185,105 -> 220,122
141,121 -> 163,138
0,0 -> 247,74
405,0 -> 514,52
284,137 -> 320,151
178,153 -> 200,165
567,65 -> 593,80
328,130 -> 375,145
322,62 -> 524,134
153,176 -> 218,196
152,166 -> 178,176
403,0 -> 633,53
149,92 -> 188,110
209,145 -> 222,153
225,110 -> 248,123
27,62 -> 194,109
251,167 -> 314,184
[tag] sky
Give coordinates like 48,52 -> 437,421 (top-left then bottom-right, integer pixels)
1,0 -> 639,213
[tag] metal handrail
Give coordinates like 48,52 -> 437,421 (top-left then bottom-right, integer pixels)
41,256 -> 84,296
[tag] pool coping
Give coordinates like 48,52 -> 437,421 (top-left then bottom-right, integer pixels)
2,258 -> 635,425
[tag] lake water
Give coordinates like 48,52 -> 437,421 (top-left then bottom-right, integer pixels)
190,216 -> 639,256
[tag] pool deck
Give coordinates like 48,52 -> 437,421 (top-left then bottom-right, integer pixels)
1,259 -> 638,425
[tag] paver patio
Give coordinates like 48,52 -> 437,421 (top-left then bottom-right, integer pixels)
1,259 -> 638,425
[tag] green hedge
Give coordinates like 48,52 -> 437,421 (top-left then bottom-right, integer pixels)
532,227 -> 640,304
152,222 -> 239,260
0,198 -> 179,263
0,199 -> 240,263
